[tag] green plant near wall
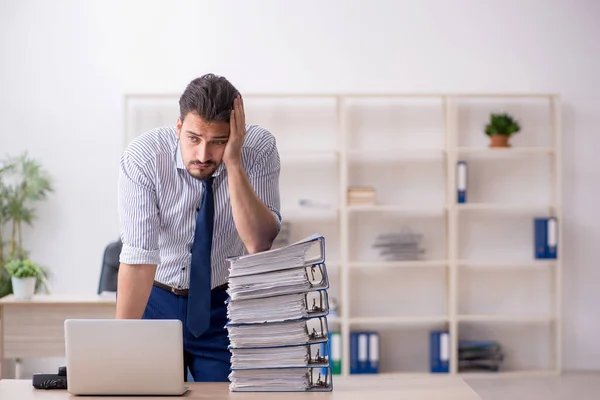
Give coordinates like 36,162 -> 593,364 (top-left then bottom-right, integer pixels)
5,258 -> 44,278
485,113 -> 521,136
4,258 -> 49,293
484,112 -> 521,147
0,152 -> 53,298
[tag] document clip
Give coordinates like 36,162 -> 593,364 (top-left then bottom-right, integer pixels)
305,315 -> 330,345
305,290 -> 330,319
307,366 -> 333,392
305,262 -> 330,292
308,341 -> 330,367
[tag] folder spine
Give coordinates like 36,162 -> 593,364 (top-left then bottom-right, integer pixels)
534,217 -> 558,259
430,330 -> 450,373
456,161 -> 467,203
350,331 -> 379,374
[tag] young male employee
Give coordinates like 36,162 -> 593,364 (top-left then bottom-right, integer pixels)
115,74 -> 281,382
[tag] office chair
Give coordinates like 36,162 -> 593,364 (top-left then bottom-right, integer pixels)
97,238 -> 122,294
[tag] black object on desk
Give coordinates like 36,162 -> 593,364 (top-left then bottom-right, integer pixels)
32,366 -> 67,390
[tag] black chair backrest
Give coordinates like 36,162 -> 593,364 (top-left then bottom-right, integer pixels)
98,239 -> 123,294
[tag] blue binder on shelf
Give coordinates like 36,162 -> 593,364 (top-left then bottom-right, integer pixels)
456,161 -> 468,203
430,330 -> 450,373
534,217 -> 558,259
350,331 -> 379,374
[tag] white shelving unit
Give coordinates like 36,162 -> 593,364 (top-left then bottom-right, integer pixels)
124,92 -> 562,379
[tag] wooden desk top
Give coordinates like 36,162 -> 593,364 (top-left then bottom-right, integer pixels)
0,294 -> 116,305
0,375 -> 482,399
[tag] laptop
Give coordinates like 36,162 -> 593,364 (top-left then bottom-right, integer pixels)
64,319 -> 188,396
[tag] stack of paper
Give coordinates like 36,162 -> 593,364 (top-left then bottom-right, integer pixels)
225,234 -> 333,392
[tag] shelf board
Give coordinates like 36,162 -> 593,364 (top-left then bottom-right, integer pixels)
456,146 -> 554,157
457,314 -> 555,323
457,259 -> 556,269
280,207 -> 338,219
349,260 -> 447,269
349,316 -> 449,325
347,149 -> 444,161
337,369 -> 558,379
456,203 -> 553,213
279,150 -> 338,161
460,369 -> 559,379
348,204 -> 447,214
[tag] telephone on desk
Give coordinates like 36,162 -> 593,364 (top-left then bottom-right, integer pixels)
32,366 -> 68,390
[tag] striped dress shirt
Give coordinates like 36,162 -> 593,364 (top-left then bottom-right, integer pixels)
118,125 -> 282,290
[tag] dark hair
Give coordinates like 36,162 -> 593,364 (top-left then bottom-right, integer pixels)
179,73 -> 240,122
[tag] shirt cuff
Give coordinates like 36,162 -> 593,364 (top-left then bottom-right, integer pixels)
119,243 -> 160,265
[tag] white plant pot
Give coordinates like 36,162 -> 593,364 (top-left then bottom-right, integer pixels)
11,277 -> 36,300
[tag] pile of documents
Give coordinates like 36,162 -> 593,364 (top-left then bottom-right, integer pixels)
225,234 -> 333,392
372,229 -> 426,261
347,186 -> 376,206
458,340 -> 505,372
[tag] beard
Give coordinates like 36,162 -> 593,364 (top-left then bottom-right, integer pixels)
186,160 -> 218,181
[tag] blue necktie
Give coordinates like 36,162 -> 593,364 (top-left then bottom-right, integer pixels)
187,176 -> 214,338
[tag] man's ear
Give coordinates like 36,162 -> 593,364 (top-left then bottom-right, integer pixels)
176,117 -> 183,138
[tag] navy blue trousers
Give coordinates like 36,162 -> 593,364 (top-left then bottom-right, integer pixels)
141,285 -> 230,382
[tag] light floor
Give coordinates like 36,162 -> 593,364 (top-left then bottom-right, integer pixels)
465,372 -> 600,400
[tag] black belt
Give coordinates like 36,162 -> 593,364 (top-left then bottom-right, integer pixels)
153,280 -> 228,297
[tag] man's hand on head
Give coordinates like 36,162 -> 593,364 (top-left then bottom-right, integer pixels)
223,95 -> 246,168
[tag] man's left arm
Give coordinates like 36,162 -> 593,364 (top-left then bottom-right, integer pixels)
227,137 -> 281,253
224,95 -> 281,253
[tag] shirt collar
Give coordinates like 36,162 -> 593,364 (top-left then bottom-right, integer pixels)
175,140 -> 225,177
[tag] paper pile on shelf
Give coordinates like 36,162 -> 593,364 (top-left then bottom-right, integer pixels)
225,234 -> 333,392
372,229 -> 426,261
347,187 -> 376,206
458,340 -> 505,372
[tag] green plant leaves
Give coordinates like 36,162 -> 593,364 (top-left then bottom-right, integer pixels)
485,113 -> 521,136
0,151 -> 53,297
5,258 -> 44,278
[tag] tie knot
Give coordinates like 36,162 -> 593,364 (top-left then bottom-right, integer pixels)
203,177 -> 214,188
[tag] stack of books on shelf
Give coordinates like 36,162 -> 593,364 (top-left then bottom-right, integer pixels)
458,340 -> 505,372
347,186 -> 376,206
225,234 -> 333,392
372,229 -> 426,261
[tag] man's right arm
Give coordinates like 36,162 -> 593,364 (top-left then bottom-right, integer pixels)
116,149 -> 160,319
116,263 -> 156,319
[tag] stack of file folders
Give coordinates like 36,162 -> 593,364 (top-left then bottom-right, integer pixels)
458,340 -> 505,372
225,234 -> 333,392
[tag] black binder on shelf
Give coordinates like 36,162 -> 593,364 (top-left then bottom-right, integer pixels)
225,235 -> 333,392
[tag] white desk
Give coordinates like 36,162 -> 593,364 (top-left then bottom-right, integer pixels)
0,374 -> 483,399
0,294 -> 116,378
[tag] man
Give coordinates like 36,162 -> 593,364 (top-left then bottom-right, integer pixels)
115,74 -> 281,382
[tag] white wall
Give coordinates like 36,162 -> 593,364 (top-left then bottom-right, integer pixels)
1,0 -> 599,373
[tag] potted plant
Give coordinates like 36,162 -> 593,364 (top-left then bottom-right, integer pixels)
484,112 -> 521,147
0,152 -> 53,298
4,258 -> 47,300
